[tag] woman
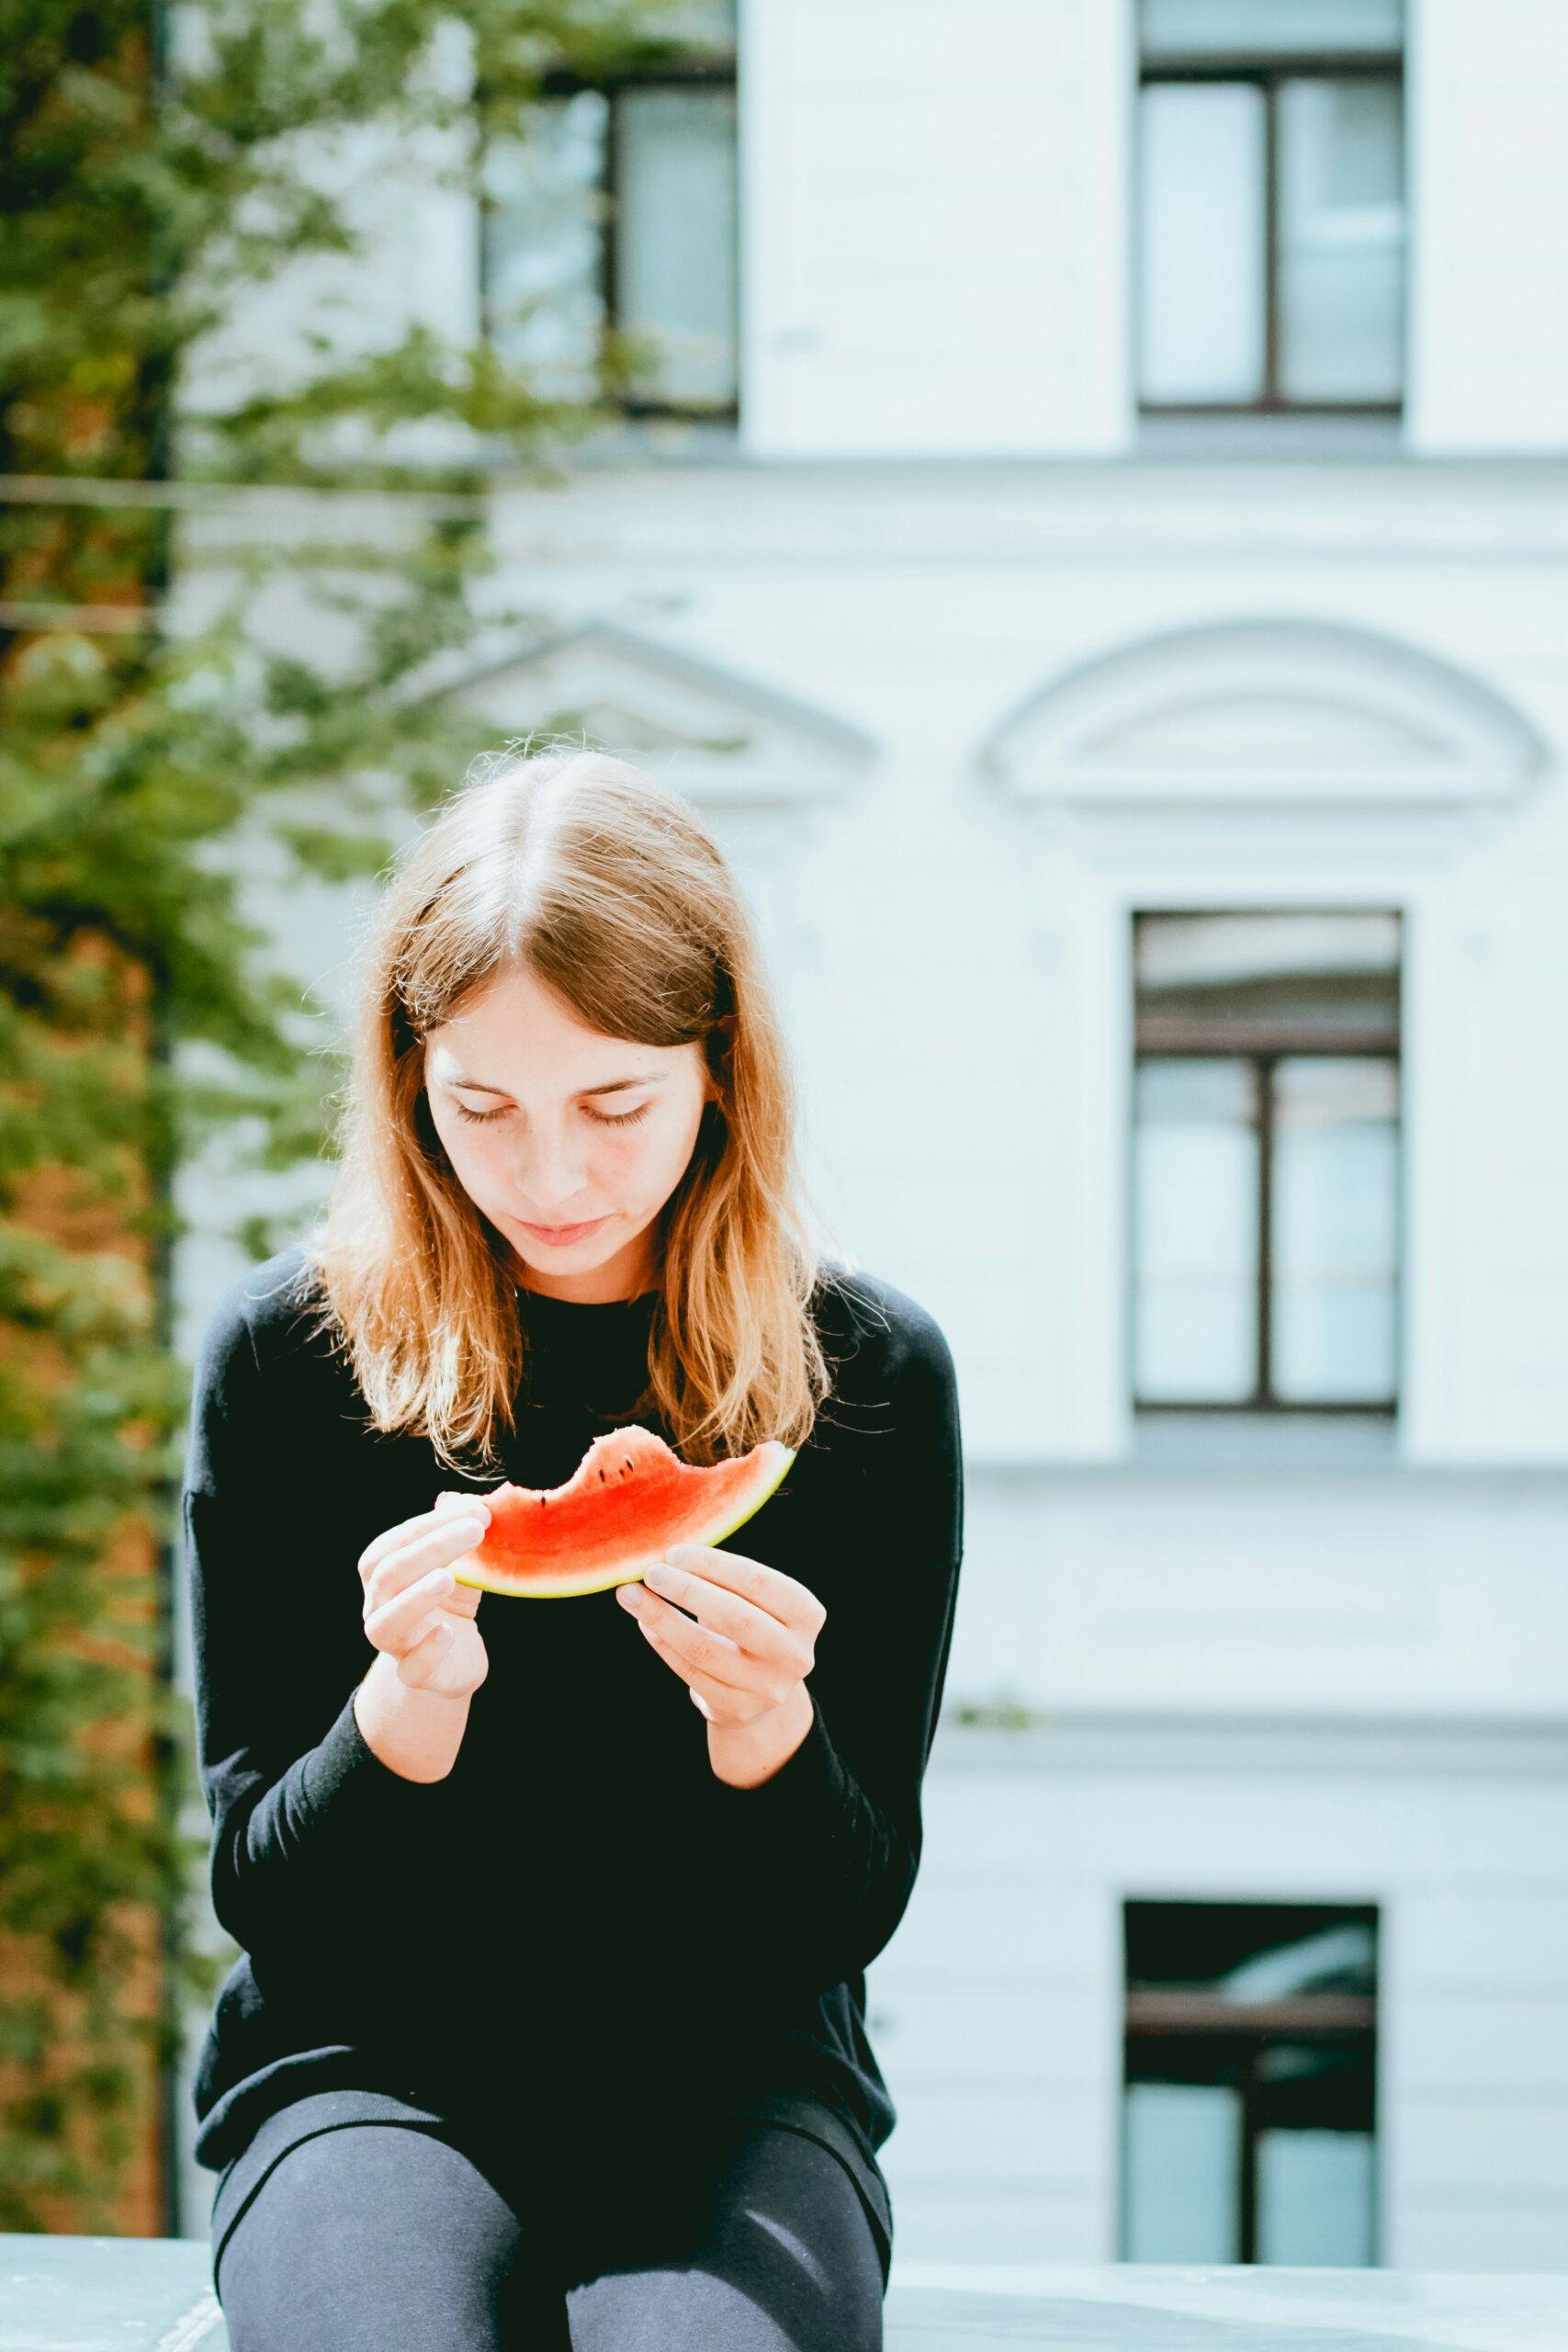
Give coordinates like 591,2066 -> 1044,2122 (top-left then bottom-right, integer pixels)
186,748 -> 964,2350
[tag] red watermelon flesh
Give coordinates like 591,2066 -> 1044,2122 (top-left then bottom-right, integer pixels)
449,1424 -> 796,1599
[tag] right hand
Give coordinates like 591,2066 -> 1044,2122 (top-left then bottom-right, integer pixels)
357,1492 -> 493,1699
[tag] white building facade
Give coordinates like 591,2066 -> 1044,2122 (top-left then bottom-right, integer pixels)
174,0 -> 1568,2269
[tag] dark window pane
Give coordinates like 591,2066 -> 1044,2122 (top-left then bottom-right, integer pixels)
1126,1902 -> 1379,1996
484,93 -> 608,397
1220,1921 -> 1377,2002
1278,77 -> 1404,401
615,86 -> 739,408
1139,82 -> 1266,403
1271,1057 -> 1399,1402
1142,0 -> 1403,58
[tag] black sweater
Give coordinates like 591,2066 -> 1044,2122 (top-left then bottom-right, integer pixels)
185,1244 -> 964,2200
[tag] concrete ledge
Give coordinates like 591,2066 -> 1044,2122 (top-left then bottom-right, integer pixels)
6,2237 -> 1568,2348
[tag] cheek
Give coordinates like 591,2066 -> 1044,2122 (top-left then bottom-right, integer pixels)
602,1125 -> 668,1189
610,1111 -> 703,1193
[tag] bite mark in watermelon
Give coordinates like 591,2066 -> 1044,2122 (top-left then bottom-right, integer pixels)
449,1424 -> 796,1599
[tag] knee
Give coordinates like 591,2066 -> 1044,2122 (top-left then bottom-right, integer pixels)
214,2124 -> 525,2346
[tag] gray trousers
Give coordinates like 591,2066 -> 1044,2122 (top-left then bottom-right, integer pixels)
213,2107 -> 887,2351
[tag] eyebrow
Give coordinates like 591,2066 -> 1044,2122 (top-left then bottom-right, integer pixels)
444,1070 -> 670,1100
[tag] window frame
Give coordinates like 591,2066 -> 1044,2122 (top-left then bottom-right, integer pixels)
1129,909 -> 1404,1419
1135,42 -> 1406,418
1121,1899 -> 1381,2267
479,44 -> 739,424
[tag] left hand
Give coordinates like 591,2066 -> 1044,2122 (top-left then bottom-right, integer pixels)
617,1544 -> 826,1770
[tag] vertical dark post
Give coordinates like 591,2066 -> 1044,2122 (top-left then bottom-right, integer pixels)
146,0 -> 185,2242
1255,1057 -> 1275,1407
150,985 -> 182,2241
1238,2042 -> 1260,2264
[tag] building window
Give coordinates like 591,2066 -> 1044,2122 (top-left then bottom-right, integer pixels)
1131,911 -> 1401,1414
481,5 -> 738,417
1137,0 -> 1404,412
1122,1900 -> 1379,2265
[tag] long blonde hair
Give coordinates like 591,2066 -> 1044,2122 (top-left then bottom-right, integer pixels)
306,747 -> 832,1471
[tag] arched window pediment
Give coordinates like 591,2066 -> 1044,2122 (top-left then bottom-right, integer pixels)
980,618 -> 1548,812
422,618 -> 875,808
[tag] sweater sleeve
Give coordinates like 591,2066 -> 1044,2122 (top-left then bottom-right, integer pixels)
184,1278 -> 451,1968
705,1303 -> 964,1993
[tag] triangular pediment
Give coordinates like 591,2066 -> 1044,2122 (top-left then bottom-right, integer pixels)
981,618 -> 1547,808
423,619 -> 874,807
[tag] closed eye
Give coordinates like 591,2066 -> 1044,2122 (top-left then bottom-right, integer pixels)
452,1101 -> 651,1129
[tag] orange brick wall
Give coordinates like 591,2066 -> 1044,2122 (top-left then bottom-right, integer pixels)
6,945 -> 168,2236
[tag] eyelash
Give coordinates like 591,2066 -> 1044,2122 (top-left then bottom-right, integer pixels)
452,1101 -> 651,1129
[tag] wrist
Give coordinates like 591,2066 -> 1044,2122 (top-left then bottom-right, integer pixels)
707,1682 -> 815,1790
367,1648 -> 468,1705
355,1653 -> 470,1783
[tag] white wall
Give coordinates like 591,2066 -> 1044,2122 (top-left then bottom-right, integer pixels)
1406,0 -> 1568,454
955,1465 -> 1568,1722
739,0 -> 1134,458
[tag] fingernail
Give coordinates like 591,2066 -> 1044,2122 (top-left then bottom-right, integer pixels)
618,1585 -> 646,1611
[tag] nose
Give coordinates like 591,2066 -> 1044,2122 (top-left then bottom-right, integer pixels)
509,1123 -> 592,1220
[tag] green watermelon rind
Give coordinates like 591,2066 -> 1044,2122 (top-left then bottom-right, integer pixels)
450,1439 -> 797,1600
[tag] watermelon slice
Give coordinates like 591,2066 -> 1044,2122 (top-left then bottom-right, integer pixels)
448,1424 -> 796,1600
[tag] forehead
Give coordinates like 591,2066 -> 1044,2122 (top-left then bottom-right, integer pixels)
431,972 -> 633,1057
423,967 -> 709,1082
424,987 -> 690,1091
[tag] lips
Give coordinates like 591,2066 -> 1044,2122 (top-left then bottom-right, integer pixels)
518,1216 -> 607,1245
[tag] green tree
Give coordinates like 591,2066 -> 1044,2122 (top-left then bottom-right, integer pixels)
0,0 -> 708,2230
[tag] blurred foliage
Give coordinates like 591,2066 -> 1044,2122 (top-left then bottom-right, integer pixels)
0,0 -> 711,2230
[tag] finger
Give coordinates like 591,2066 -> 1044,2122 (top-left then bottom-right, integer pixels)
660,1544 -> 827,1638
637,1624 -> 769,1728
639,1558 -> 802,1664
625,1589 -> 785,1702
359,1506 -> 463,1577
366,1514 -> 488,1606
397,1616 -> 456,1690
366,1559 -> 463,1655
359,1498 -> 490,1579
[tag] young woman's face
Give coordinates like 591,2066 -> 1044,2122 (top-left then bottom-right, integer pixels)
423,964 -> 717,1303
